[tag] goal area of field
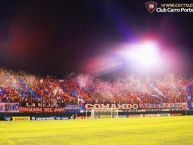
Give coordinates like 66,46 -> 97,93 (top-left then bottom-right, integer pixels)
88,108 -> 119,119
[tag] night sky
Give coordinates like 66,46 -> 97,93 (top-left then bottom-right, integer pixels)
0,0 -> 193,77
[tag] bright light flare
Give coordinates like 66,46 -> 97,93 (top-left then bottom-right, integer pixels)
118,41 -> 163,73
134,41 -> 161,68
84,40 -> 182,75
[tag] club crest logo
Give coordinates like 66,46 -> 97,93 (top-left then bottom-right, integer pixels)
145,1 -> 157,13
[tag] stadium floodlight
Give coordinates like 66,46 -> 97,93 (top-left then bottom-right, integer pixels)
118,41 -> 163,73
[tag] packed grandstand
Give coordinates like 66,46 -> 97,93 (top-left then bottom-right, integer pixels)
0,68 -> 190,109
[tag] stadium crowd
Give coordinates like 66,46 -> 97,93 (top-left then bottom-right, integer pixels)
0,69 -> 190,107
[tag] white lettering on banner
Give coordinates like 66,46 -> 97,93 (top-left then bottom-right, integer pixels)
139,103 -> 187,109
0,103 -> 19,112
85,104 -> 139,110
101,104 -> 110,109
85,103 -> 188,111
111,104 -> 117,109
133,104 -> 139,109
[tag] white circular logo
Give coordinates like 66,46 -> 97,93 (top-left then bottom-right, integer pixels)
148,4 -> 155,9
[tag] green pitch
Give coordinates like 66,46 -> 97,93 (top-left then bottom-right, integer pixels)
1,116 -> 193,145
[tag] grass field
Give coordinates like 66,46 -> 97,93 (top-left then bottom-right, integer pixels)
1,116 -> 193,145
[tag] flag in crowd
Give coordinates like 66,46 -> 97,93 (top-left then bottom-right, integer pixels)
0,87 -> 4,96
18,79 -> 40,100
187,84 -> 192,110
15,86 -> 28,98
